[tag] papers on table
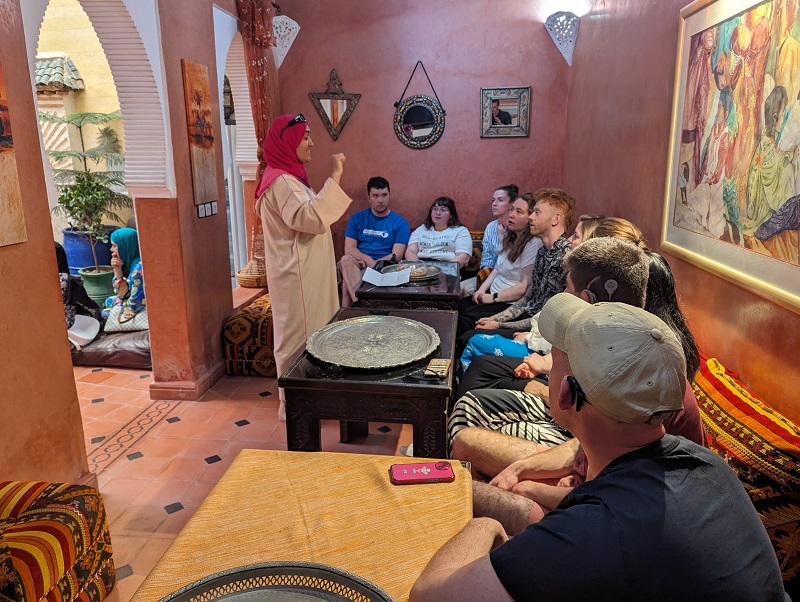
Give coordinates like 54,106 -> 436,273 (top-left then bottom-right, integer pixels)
362,267 -> 410,287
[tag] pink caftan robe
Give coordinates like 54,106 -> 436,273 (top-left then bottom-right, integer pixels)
256,174 -> 352,398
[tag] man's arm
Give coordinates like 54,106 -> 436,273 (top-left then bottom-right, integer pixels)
409,518 -> 513,602
343,237 -> 376,268
511,481 -> 574,511
490,438 -> 580,490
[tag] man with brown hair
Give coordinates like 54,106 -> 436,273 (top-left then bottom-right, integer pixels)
458,188 -> 575,351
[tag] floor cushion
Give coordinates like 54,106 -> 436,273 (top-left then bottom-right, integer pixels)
71,330 -> 152,370
222,294 -> 276,377
0,481 -> 115,602
693,358 -> 800,591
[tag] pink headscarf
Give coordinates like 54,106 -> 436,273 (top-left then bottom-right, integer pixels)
255,114 -> 311,198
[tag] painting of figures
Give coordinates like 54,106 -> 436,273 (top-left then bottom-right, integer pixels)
0,59 -> 27,247
664,0 -> 800,313
181,60 -> 218,206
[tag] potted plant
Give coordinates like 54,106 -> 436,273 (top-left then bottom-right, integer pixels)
41,110 -> 133,303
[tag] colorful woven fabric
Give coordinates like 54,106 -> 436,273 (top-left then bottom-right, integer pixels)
0,481 -> 115,602
222,294 -> 277,377
693,358 -> 800,486
460,230 -> 485,280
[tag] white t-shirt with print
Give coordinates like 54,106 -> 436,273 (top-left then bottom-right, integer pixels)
490,237 -> 542,294
409,225 -> 473,261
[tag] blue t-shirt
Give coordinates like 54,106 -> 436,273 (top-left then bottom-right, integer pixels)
344,209 -> 411,260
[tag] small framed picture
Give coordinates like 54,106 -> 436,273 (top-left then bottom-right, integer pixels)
480,87 -> 531,138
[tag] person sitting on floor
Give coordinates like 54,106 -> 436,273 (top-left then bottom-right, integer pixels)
457,188 -> 575,353
103,227 -> 145,322
55,242 -> 102,347
338,176 -> 411,307
461,184 -> 519,295
405,197 -> 473,267
410,294 -> 787,602
449,237 -> 651,454
453,216 -> 646,399
457,193 -> 542,336
458,214 -> 605,372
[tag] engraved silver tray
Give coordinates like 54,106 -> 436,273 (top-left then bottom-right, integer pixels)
381,261 -> 442,281
306,315 -> 440,369
157,561 -> 394,601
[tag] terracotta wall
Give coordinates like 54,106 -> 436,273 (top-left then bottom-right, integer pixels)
279,0 -> 569,254
0,0 -> 90,483
135,0 -> 238,399
565,0 -> 800,418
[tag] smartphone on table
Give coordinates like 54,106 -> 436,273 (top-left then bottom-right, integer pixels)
390,461 -> 456,485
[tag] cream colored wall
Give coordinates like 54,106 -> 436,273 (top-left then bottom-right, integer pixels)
37,0 -> 132,227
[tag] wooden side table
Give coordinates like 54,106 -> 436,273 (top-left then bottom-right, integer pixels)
279,308 -> 457,458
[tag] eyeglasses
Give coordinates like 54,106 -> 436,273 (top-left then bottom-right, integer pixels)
431,206 -> 450,213
279,114 -> 307,139
567,376 -> 589,412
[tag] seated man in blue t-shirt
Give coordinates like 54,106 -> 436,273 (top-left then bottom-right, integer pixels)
339,176 -> 411,306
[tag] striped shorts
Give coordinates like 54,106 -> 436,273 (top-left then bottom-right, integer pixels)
447,388 -> 571,450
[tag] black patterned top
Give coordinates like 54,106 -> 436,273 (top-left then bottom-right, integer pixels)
490,234 -> 570,331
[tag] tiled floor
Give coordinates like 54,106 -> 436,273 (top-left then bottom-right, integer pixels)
74,366 -> 411,601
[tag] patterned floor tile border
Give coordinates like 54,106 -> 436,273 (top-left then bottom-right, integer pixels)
87,399 -> 180,474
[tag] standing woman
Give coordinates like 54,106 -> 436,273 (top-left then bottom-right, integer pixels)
255,114 -> 352,420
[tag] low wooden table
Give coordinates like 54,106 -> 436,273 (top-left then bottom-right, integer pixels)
279,308 -> 457,458
355,260 -> 462,310
131,450 -> 472,602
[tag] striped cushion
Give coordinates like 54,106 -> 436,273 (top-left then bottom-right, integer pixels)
693,358 -> 800,486
0,482 -> 115,602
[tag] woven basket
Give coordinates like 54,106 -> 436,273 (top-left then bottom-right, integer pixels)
236,258 -> 268,288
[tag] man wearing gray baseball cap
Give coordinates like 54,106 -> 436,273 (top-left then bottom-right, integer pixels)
410,293 -> 787,601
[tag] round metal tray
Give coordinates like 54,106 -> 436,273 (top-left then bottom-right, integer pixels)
381,262 -> 442,281
157,561 -> 395,602
306,315 -> 440,369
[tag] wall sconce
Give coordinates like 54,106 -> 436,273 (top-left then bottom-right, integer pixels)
272,15 -> 300,69
545,11 -> 580,66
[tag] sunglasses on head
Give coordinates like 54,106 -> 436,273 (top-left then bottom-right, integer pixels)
279,114 -> 307,139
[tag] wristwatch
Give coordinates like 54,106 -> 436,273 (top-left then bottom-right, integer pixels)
493,292 -> 499,302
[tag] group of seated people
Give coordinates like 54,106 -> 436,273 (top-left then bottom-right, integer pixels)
56,226 -> 147,348
336,177 -> 787,598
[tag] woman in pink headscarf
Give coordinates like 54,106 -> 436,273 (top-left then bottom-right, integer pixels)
256,114 -> 352,420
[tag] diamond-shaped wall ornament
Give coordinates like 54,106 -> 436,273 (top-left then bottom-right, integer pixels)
545,11 -> 580,66
272,15 -> 300,69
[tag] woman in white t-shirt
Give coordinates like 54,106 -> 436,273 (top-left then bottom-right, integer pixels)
456,193 -> 540,336
405,197 -> 473,267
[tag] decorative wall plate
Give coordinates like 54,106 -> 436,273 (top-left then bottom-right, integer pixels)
306,315 -> 440,369
158,561 -> 394,601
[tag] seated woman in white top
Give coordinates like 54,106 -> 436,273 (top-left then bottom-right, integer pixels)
405,197 -> 473,267
457,193 -> 541,336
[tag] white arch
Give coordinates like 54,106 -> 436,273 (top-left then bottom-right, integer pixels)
225,33 -> 259,181
21,0 -> 174,198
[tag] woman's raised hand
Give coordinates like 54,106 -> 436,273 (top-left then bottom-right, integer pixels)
331,153 -> 346,183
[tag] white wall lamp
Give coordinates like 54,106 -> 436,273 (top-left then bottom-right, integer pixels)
545,11 -> 580,66
272,15 -> 300,69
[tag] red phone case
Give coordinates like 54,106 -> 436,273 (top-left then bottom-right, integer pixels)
390,461 -> 456,485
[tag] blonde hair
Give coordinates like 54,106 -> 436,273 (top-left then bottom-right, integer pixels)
576,214 -> 605,242
594,217 -> 646,248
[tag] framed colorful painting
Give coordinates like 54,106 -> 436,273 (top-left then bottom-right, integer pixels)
0,58 -> 27,247
181,59 -> 218,206
663,0 -> 800,313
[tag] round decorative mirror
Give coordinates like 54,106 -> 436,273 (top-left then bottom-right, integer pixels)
394,95 -> 445,149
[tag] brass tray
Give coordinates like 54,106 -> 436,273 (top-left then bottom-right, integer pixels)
157,561 -> 394,601
306,315 -> 440,369
381,261 -> 442,281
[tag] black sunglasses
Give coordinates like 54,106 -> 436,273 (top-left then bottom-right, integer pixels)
279,114 -> 307,139
567,376 -> 589,412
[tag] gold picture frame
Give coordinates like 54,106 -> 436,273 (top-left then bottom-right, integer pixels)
662,0 -> 800,314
